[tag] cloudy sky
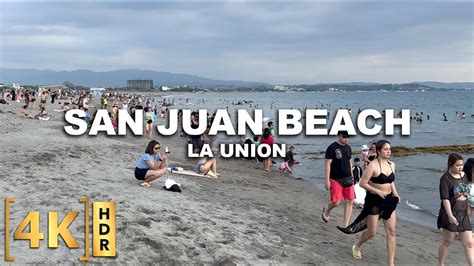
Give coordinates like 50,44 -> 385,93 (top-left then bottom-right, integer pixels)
0,1 -> 472,84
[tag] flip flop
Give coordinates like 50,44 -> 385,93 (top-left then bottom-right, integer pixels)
322,208 -> 329,223
352,245 -> 362,259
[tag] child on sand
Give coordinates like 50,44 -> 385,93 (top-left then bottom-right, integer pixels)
352,157 -> 365,208
279,146 -> 300,173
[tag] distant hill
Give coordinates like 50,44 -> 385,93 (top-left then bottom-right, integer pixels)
411,81 -> 473,90
1,68 -> 471,91
296,82 -> 472,90
0,68 -> 270,88
290,82 -> 474,92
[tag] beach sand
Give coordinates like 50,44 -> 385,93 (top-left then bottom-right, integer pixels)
0,99 -> 470,264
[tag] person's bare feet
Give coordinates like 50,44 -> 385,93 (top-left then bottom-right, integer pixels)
140,182 -> 151,188
207,171 -> 218,178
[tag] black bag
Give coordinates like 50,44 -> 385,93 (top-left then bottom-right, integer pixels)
336,176 -> 354,187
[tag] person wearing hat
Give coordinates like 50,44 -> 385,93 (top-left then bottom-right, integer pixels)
322,130 -> 354,228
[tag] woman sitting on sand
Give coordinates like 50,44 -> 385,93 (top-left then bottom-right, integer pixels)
34,107 -> 50,120
438,153 -> 473,265
20,105 -> 33,118
337,140 -> 400,265
134,140 -> 168,188
195,157 -> 219,178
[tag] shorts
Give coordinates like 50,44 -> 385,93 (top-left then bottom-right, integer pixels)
259,144 -> 272,159
147,119 -> 152,124
330,179 -> 355,203
134,167 -> 148,180
195,162 -> 208,175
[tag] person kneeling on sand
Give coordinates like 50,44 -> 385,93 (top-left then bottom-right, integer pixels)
134,140 -> 168,188
34,107 -> 50,120
20,105 -> 33,119
196,157 -> 220,178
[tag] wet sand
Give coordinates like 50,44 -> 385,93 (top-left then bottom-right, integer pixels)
0,99 -> 470,264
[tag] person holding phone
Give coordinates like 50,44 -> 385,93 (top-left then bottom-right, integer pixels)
134,140 -> 168,188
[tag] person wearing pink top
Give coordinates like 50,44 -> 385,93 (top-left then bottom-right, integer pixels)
259,128 -> 274,172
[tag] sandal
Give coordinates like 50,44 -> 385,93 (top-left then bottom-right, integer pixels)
352,245 -> 362,259
322,208 -> 329,223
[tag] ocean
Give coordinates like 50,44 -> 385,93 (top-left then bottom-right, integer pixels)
167,90 -> 474,228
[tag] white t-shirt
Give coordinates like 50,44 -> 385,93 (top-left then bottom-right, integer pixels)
468,184 -> 474,207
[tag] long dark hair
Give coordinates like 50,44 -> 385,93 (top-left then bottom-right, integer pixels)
375,139 -> 390,157
462,158 -> 473,182
145,140 -> 160,154
447,153 -> 463,171
262,128 -> 271,139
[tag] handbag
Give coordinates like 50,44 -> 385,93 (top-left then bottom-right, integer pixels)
336,176 -> 354,187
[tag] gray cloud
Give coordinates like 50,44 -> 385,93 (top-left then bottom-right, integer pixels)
0,2 -> 472,83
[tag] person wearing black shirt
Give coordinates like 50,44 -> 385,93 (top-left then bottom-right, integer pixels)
322,130 -> 354,228
352,157 -> 363,184
438,153 -> 473,265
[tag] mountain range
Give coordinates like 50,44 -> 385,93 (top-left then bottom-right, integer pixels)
0,68 -> 472,89
0,68 -> 269,88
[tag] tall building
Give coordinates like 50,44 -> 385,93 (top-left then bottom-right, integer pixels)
127,80 -> 153,89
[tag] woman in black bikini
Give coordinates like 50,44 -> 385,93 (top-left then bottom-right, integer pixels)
337,140 -> 400,266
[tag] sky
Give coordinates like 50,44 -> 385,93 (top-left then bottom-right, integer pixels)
0,1 -> 472,84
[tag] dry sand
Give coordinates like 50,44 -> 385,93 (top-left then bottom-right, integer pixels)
0,99 -> 470,264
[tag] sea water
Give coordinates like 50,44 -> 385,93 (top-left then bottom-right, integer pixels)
170,90 -> 474,228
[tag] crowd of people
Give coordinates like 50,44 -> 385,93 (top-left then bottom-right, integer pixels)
318,130 -> 474,265
2,87 -> 473,264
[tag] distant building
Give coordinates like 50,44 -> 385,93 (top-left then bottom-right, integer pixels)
274,85 -> 288,91
127,80 -> 153,89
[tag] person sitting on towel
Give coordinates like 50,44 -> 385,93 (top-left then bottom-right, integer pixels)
196,157 -> 220,178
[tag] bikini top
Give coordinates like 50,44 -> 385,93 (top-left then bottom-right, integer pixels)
371,161 -> 395,184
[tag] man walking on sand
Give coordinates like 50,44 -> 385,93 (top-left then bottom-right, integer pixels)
322,130 -> 355,227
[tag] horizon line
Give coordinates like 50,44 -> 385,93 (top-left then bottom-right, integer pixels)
1,67 -> 473,85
